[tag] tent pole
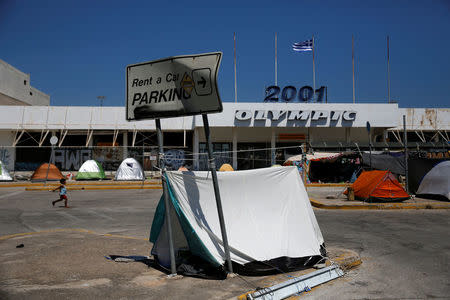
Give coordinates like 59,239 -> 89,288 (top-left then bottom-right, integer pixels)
403,115 -> 409,193
155,118 -> 177,276
202,114 -> 234,274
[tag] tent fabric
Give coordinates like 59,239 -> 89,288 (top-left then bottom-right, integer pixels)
219,163 -> 234,171
286,151 -> 355,163
349,170 -> 410,202
416,161 -> 450,200
408,158 -> 449,194
31,163 -> 64,181
150,166 -> 325,276
361,153 -> 406,175
76,160 -> 106,180
0,160 -> 13,181
115,158 -> 144,181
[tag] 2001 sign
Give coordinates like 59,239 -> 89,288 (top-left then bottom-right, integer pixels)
264,85 -> 327,102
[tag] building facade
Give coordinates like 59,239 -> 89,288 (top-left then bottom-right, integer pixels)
0,59 -> 50,106
0,103 -> 448,173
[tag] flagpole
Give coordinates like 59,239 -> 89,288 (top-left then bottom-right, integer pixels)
275,32 -> 277,86
234,32 -> 237,103
312,35 -> 316,101
352,34 -> 355,104
387,35 -> 391,104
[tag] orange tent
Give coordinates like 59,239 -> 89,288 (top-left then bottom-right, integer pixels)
219,164 -> 234,171
31,163 -> 64,181
349,170 -> 409,202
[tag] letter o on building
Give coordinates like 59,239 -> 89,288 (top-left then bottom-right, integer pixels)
235,110 -> 252,121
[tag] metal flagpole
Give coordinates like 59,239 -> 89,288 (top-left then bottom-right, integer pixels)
275,32 -> 277,86
352,35 -> 355,103
387,35 -> 391,104
234,32 -> 237,103
202,114 -> 233,274
155,118 -> 177,276
312,35 -> 316,101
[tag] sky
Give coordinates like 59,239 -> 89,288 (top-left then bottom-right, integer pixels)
1,0 -> 449,108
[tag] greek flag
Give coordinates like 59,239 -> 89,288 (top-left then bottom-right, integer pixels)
293,39 -> 313,52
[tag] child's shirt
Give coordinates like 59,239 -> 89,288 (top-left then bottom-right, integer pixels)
60,185 -> 67,196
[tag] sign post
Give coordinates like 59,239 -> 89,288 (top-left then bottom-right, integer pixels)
366,121 -> 372,169
403,115 -> 409,193
155,118 -> 177,276
202,114 -> 233,274
126,52 -> 233,275
45,136 -> 58,186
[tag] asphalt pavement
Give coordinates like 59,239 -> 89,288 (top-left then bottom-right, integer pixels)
0,187 -> 449,299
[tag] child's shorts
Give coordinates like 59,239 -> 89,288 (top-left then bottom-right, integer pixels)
60,195 -> 67,200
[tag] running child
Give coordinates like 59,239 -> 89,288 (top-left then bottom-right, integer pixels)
52,179 -> 69,208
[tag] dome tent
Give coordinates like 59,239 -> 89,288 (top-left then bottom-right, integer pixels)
348,170 -> 409,202
416,160 -> 450,201
219,163 -> 234,171
76,160 -> 106,180
115,158 -> 144,181
0,160 -> 13,181
31,163 -> 64,181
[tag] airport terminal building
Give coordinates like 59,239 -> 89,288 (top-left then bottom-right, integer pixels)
0,103 -> 448,173
0,60 -> 448,174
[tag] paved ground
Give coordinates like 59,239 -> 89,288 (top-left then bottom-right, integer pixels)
0,187 -> 449,299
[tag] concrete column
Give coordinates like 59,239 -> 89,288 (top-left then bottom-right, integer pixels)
383,130 -> 388,143
232,127 -> 237,170
271,128 -> 276,165
193,128 -> 199,170
122,131 -> 128,160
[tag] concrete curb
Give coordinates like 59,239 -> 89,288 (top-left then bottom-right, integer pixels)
26,185 -> 163,191
310,198 -> 450,210
0,181 -> 162,188
306,183 -> 350,187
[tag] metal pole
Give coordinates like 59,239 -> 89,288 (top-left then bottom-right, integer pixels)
352,35 -> 355,104
275,32 -> 277,86
202,114 -> 233,274
312,35 -> 316,101
155,118 -> 177,276
369,133 -> 372,169
44,145 -> 53,186
234,32 -> 237,103
403,115 -> 409,193
387,36 -> 391,104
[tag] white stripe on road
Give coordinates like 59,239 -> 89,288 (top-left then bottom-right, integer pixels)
0,191 -> 24,199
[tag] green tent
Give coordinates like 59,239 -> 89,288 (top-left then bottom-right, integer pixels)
76,160 -> 106,180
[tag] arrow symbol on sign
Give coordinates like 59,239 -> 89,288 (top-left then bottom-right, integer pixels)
197,77 -> 206,88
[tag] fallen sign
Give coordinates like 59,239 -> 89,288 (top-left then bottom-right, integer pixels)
126,52 -> 222,120
247,265 -> 344,300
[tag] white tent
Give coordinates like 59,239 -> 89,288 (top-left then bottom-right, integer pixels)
0,160 -> 13,181
417,161 -> 450,200
150,166 -> 325,276
115,158 -> 144,181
